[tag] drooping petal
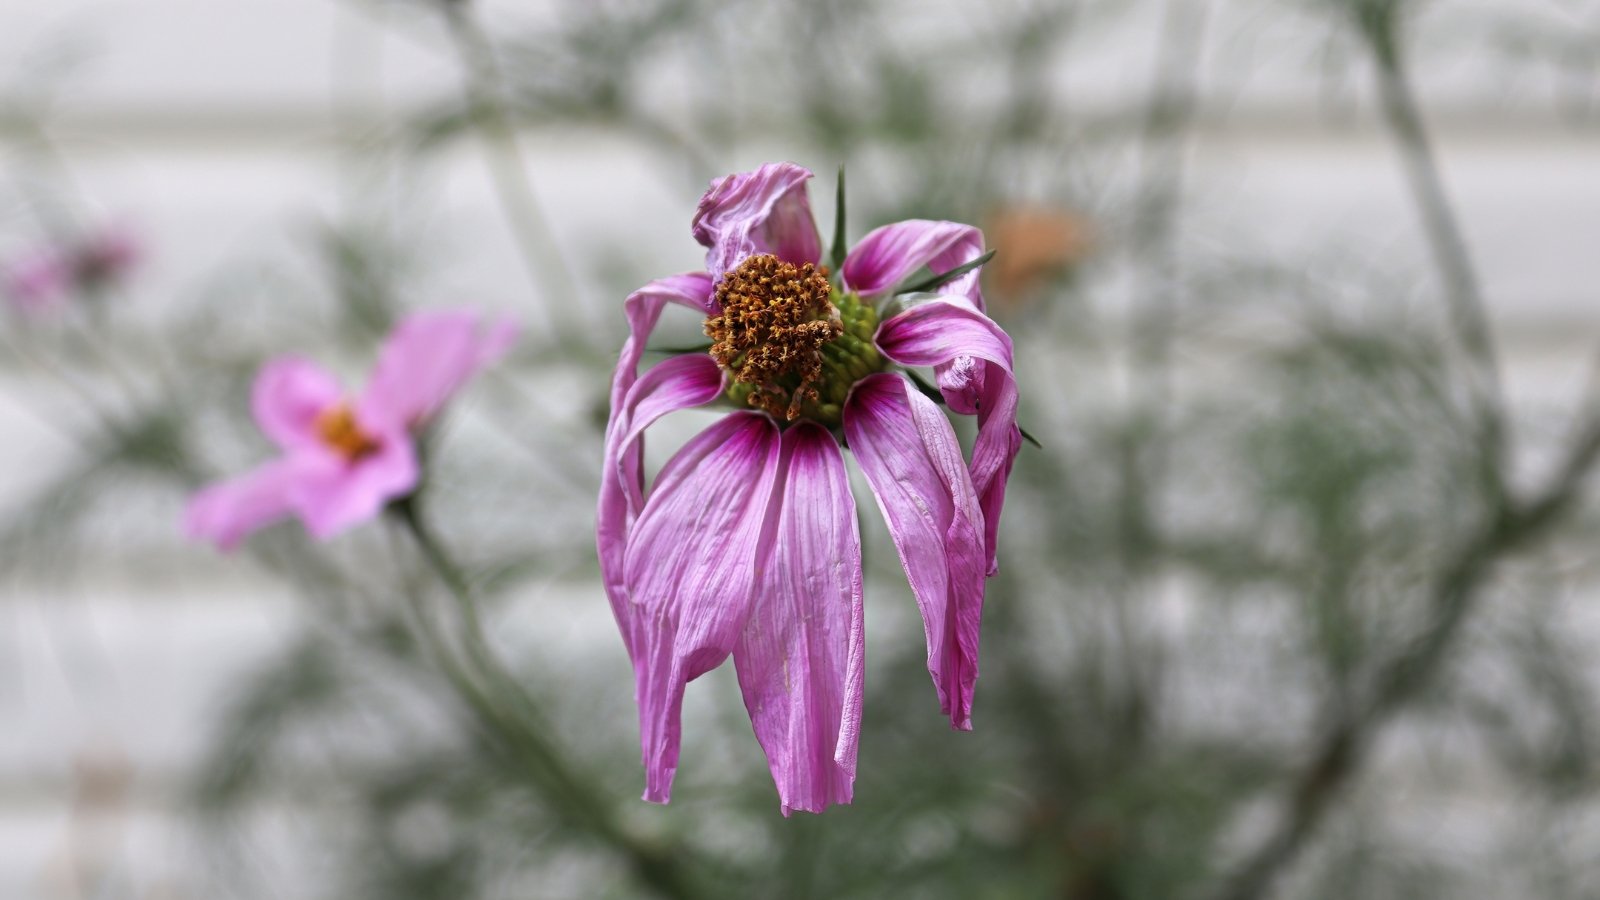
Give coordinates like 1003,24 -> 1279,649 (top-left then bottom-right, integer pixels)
875,297 -> 1022,576
252,357 -> 345,451
291,430 -> 419,540
360,310 -> 518,430
732,422 -> 864,815
184,458 -> 306,551
597,353 -> 724,658
624,412 -> 782,803
599,272 -> 719,656
691,162 -> 822,277
844,373 -> 986,730
841,220 -> 988,310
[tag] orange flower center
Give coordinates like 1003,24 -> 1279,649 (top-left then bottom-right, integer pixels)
315,404 -> 381,461
703,254 -> 842,421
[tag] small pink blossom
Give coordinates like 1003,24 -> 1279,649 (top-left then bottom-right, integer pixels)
186,310 -> 517,551
2,226 -> 141,314
600,162 -> 1021,814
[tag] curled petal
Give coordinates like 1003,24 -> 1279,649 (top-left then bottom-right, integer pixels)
612,273 -> 718,415
252,357 -> 345,451
625,413 -> 782,803
291,431 -> 419,540
844,374 -> 986,730
598,353 -> 724,658
875,297 -> 1021,576
733,422 -> 864,815
841,220 -> 988,310
691,162 -> 822,277
185,459 -> 305,551
361,310 -> 518,430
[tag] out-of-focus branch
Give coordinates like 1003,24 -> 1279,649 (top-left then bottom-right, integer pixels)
1205,6 -> 1596,897
1110,0 -> 1213,751
390,494 -> 701,900
441,2 -> 581,333
1364,2 -> 1506,493
1210,390 -> 1600,900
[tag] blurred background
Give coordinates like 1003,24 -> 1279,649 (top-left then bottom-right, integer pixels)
2,0 -> 1599,897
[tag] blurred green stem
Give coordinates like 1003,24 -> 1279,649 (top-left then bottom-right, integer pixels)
441,2 -> 581,332
1364,5 -> 1506,494
1205,9 -> 1580,898
390,494 -> 700,900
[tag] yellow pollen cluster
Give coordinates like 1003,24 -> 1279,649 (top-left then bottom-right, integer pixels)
704,254 -> 842,421
315,404 -> 380,461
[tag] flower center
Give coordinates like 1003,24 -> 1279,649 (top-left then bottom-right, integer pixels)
704,254 -> 881,426
315,404 -> 381,461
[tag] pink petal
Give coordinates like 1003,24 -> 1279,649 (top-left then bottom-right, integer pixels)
252,357 -> 345,451
840,220 -> 988,309
184,458 -> 305,551
732,422 -> 865,815
624,412 -> 782,803
3,251 -> 71,313
844,373 -> 986,731
599,272 -> 719,655
691,162 -> 822,277
360,310 -> 518,430
875,297 -> 1022,576
291,430 -> 419,540
597,353 -> 725,659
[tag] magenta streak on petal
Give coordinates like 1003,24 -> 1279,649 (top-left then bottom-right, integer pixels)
874,297 -> 1021,576
360,310 -> 520,431
184,458 -> 305,552
597,353 -> 724,659
598,273 -> 719,657
732,422 -> 864,815
624,412 -> 782,803
3,250 -> 70,313
840,219 -> 988,310
844,374 -> 986,731
691,162 -> 822,277
252,357 -> 344,452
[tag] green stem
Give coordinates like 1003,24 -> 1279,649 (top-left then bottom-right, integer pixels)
389,495 -> 700,900
442,2 -> 582,333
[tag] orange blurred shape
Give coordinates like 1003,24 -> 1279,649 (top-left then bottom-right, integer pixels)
982,206 -> 1094,311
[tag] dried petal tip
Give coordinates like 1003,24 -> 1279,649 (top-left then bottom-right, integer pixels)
705,254 -> 841,421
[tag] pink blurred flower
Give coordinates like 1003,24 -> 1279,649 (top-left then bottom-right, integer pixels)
2,249 -> 71,313
3,226 -> 141,314
599,162 -> 1021,814
187,310 -> 517,551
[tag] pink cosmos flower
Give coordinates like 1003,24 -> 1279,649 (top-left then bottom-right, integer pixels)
598,162 -> 1021,814
187,310 -> 517,551
3,226 -> 141,314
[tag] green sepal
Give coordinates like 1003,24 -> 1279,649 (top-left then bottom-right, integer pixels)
896,249 -> 996,296
647,342 -> 713,355
828,165 -> 848,274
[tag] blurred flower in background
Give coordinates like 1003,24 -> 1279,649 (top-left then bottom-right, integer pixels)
186,310 -> 516,550
2,225 -> 138,314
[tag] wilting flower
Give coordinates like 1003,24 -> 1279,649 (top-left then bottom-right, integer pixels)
3,226 -> 140,314
187,310 -> 516,551
598,162 -> 1021,813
